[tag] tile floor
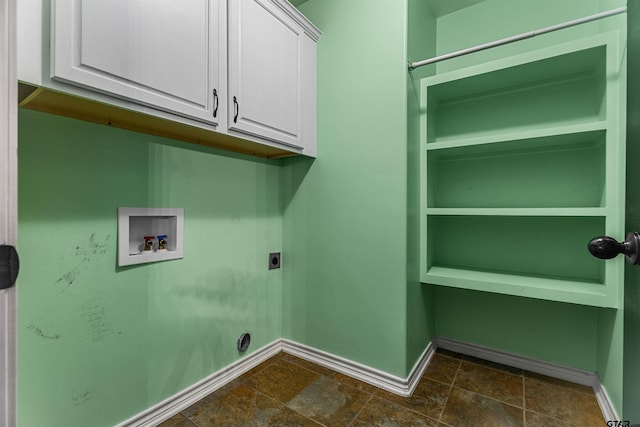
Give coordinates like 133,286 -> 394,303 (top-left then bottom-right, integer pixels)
158,348 -> 606,426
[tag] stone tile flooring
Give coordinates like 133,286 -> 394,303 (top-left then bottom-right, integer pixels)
157,349 -> 606,426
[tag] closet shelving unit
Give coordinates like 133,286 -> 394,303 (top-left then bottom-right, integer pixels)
420,33 -> 624,308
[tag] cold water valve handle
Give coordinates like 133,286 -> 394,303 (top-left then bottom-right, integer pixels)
588,232 -> 640,265
157,235 -> 167,251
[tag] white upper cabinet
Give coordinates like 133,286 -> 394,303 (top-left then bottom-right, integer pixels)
51,0 -> 224,126
18,0 -> 319,157
228,0 -> 318,153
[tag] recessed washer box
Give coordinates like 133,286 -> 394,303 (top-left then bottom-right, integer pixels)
118,207 -> 184,266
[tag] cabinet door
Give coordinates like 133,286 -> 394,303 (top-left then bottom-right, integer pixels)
228,0 -> 313,150
52,0 -> 223,126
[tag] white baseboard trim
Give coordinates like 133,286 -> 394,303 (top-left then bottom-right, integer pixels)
115,336 -> 618,426
435,336 -> 619,421
114,338 -> 435,426
280,339 -> 436,397
114,340 -> 282,427
593,378 -> 620,422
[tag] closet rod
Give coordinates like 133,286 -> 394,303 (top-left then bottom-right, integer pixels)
408,6 -> 627,71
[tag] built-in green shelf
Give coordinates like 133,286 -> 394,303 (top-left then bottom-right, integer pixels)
420,32 -> 623,308
424,121 -> 607,151
424,266 -> 611,308
426,215 -> 605,283
427,129 -> 606,209
424,42 -> 607,144
425,208 -> 607,217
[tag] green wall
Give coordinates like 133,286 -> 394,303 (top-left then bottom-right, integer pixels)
435,0 -> 602,73
18,109 -> 283,427
434,288 -> 599,368
284,0 -> 419,377
406,0 -> 437,371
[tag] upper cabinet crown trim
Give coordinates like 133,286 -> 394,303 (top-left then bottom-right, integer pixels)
275,0 -> 322,41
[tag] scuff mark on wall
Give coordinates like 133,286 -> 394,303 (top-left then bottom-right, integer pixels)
27,324 -> 61,341
54,233 -> 112,291
71,389 -> 94,406
76,233 -> 110,261
82,302 -> 121,342
55,268 -> 80,290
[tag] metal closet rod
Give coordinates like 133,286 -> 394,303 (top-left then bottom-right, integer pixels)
408,6 -> 627,71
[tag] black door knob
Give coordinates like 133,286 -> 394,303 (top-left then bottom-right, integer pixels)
0,245 -> 19,289
588,232 -> 640,264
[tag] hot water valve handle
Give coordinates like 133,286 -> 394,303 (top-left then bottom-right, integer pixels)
588,232 -> 640,265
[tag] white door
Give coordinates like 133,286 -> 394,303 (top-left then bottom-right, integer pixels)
52,0 -> 223,126
0,0 -> 18,425
228,0 -> 306,149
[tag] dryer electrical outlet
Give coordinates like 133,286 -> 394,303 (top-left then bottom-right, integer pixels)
268,252 -> 281,270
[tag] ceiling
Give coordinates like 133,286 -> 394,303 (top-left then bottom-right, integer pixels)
429,0 -> 487,17
288,0 -> 309,7
288,0 -> 487,17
